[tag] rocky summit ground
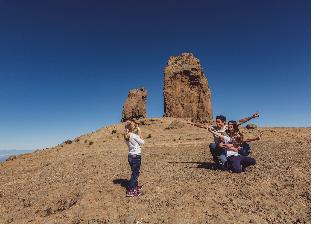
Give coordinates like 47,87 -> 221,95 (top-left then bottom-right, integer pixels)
0,118 -> 311,223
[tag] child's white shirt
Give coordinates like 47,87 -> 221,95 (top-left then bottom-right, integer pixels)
222,135 -> 240,157
127,133 -> 144,155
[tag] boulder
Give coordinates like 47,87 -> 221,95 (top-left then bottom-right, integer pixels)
6,155 -> 17,161
163,53 -> 212,122
165,119 -> 187,130
122,88 -> 147,122
246,123 -> 257,129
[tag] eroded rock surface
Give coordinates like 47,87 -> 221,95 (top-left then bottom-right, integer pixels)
163,53 -> 212,122
122,88 -> 147,122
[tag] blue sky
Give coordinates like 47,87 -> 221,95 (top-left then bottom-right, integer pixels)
0,0 -> 310,150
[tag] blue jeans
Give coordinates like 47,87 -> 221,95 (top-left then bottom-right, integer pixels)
238,142 -> 251,156
128,154 -> 141,189
210,142 -> 251,160
209,143 -> 227,166
228,155 -> 256,173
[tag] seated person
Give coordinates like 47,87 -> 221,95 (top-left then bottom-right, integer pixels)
209,121 -> 260,172
187,112 -> 260,167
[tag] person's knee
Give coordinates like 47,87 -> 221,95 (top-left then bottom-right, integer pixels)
232,167 -> 242,173
251,158 -> 256,165
242,142 -> 250,149
219,154 -> 227,163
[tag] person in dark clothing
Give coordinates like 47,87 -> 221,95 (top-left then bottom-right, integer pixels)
228,155 -> 256,173
216,120 -> 260,173
188,112 -> 260,169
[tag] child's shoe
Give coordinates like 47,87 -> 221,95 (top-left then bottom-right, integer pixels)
135,185 -> 143,192
126,188 -> 141,197
134,185 -> 143,196
134,189 -> 142,197
126,188 -> 136,197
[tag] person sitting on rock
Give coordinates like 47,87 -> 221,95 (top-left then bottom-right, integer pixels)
124,121 -> 145,197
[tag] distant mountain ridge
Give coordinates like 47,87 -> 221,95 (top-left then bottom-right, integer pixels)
0,149 -> 32,162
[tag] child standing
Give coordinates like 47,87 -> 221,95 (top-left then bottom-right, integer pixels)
124,121 -> 145,197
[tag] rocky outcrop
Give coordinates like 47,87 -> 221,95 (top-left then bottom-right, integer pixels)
122,88 -> 147,122
5,155 -> 17,161
163,53 -> 212,122
165,119 -> 187,130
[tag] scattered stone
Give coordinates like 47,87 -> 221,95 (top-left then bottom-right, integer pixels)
111,129 -> 117,134
246,124 -> 257,129
138,118 -> 160,126
124,214 -> 136,224
163,53 -> 213,122
40,193 -> 81,217
6,155 -> 17,161
122,88 -> 147,122
64,140 -> 73,144
165,120 -> 186,130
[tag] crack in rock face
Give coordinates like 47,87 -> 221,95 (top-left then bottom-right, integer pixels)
163,52 -> 213,123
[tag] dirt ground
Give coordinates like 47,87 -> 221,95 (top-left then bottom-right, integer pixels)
0,118 -> 311,223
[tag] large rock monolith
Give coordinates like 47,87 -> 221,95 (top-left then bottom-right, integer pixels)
163,53 -> 212,122
122,88 -> 147,122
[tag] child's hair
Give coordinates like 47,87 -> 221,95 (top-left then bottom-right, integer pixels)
134,127 -> 140,135
125,120 -> 136,132
124,120 -> 140,140
124,121 -> 135,141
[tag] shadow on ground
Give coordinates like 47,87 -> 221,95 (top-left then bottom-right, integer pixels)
113,178 -> 129,190
167,161 -> 220,170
